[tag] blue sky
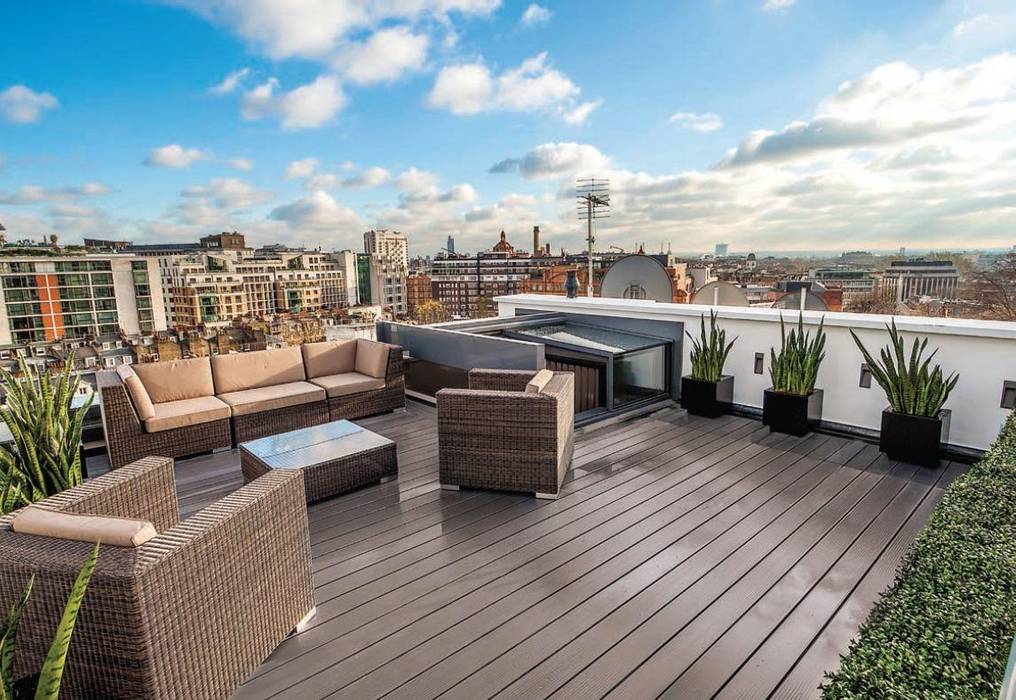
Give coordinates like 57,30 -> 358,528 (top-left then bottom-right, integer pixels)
1,0 -> 1015,256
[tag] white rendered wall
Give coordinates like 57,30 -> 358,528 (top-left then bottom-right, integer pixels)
496,294 -> 1016,451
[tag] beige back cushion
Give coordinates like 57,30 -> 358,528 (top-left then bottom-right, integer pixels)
302,340 -> 357,378
115,365 -> 155,421
133,357 -> 214,404
211,346 -> 306,394
355,340 -> 391,379
12,506 -> 157,548
525,369 -> 555,394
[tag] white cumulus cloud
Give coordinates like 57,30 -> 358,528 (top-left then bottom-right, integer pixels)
226,157 -> 254,171
520,4 -> 551,26
269,190 -> 362,231
145,144 -> 209,168
208,67 -> 250,95
242,75 -> 345,129
0,85 -> 58,124
669,111 -> 723,132
285,157 -> 321,180
489,142 -> 610,180
333,27 -> 429,84
762,0 -> 796,11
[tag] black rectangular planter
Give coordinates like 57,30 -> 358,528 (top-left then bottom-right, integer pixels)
762,388 -> 823,436
680,375 -> 734,418
880,408 -> 951,466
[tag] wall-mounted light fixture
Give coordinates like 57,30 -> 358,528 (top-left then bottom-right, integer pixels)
754,352 -> 764,375
1001,381 -> 1016,410
859,364 -> 873,389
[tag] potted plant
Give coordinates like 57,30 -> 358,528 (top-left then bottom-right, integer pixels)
763,313 -> 826,436
850,320 -> 958,466
0,358 -> 91,515
2,544 -> 99,698
681,311 -> 736,417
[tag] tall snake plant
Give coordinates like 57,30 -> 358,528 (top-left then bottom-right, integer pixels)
686,311 -> 736,382
850,320 -> 959,417
0,358 -> 92,514
769,313 -> 826,396
0,543 -> 99,699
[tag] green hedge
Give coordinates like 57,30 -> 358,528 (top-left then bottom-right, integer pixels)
822,412 -> 1016,699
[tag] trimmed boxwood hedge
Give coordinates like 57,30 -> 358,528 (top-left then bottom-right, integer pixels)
822,412 -> 1016,699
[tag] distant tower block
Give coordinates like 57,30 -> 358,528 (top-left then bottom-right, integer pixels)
533,226 -> 541,256
715,243 -> 729,257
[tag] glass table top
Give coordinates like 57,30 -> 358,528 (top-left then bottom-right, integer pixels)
511,324 -> 665,355
240,420 -> 394,470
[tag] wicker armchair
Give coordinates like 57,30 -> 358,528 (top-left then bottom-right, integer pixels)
0,456 -> 314,699
437,368 -> 575,499
98,370 -> 232,470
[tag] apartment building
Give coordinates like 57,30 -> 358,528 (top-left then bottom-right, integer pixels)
881,259 -> 960,301
808,267 -> 877,306
406,273 -> 433,316
356,253 -> 408,316
431,232 -> 562,318
0,255 -> 167,345
158,251 -> 347,328
363,229 -> 409,271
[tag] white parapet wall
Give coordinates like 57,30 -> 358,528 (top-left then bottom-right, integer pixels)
495,294 -> 1016,452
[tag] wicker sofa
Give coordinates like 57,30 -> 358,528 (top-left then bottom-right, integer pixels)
0,455 -> 314,699
99,339 -> 405,469
437,368 -> 575,499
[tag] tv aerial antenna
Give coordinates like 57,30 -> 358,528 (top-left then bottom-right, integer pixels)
576,177 -> 610,297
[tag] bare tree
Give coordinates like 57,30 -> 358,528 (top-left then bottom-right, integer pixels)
964,252 -> 1016,321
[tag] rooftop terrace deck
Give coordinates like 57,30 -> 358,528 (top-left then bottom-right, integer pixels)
96,400 -> 965,699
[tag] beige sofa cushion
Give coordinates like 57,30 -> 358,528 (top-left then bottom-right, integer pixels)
133,357 -> 214,403
355,340 -> 390,379
116,365 -> 155,421
525,369 -> 555,394
217,381 -> 325,417
302,340 -> 357,379
12,506 -> 157,547
144,396 -> 231,433
310,372 -> 385,398
211,346 -> 306,394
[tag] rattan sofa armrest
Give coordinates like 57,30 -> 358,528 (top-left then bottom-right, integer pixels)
468,368 -> 540,392
380,341 -> 405,386
0,455 -> 179,533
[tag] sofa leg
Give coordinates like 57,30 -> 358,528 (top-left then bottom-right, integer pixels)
535,491 -> 559,500
293,607 -> 316,635
379,476 -> 396,484
440,484 -> 460,491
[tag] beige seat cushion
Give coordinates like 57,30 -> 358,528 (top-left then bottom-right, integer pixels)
302,340 -> 357,379
217,381 -> 325,417
310,372 -> 386,398
525,369 -> 555,394
134,357 -> 214,403
12,506 -> 157,548
144,396 -> 231,433
211,346 -> 306,394
116,365 -> 155,421
355,340 -> 391,379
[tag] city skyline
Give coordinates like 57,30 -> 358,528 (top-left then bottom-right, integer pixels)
2,0 -> 1015,256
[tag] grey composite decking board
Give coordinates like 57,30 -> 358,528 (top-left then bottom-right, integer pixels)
277,427 -> 808,699
241,419 -> 767,696
339,434 -> 836,699
500,448 -> 895,700
95,401 -> 962,700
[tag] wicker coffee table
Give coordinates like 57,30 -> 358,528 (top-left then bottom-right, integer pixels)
239,420 -> 398,503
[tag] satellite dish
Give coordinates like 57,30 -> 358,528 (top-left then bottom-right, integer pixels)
690,281 -> 750,307
771,290 -> 829,311
599,255 -> 673,303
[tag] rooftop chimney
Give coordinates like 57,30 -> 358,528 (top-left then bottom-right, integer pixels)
532,226 -> 541,256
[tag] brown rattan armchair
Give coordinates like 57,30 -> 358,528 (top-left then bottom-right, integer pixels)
0,456 -> 314,699
437,368 -> 575,499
